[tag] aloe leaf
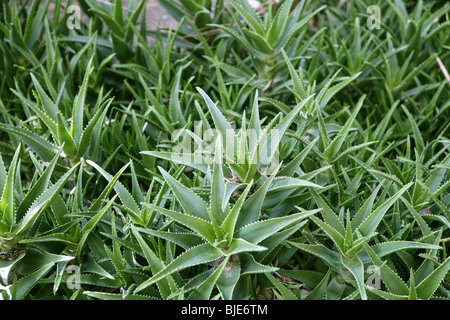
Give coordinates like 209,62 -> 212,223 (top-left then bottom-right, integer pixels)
254,224 -> 303,263
248,90 -> 261,149
132,228 -> 176,299
305,268 -> 331,300
140,151 -> 209,173
259,94 -> 314,167
278,137 -> 318,177
14,262 -> 54,300
415,257 -> 450,300
281,48 -> 306,100
216,255 -> 240,300
356,182 -> 413,237
287,242 -> 342,267
76,194 -> 118,262
53,260 -> 69,295
83,291 -> 157,300
87,160 -> 141,222
188,256 -> 229,300
236,209 -> 320,244
366,287 -> 409,300
265,272 -> 298,300
159,166 -> 211,222
423,153 -> 450,193
310,189 -> 345,235
268,177 -> 323,192
221,181 -> 253,244
211,139 -> 226,224
367,241 -> 442,260
82,255 -> 115,280
0,124 -> 58,161
30,73 -> 58,121
197,87 -> 236,152
323,95 -> 365,161
361,242 -> 409,295
13,163 -> 80,235
310,216 -> 345,253
87,161 -> 130,212
400,197 -> 433,239
413,229 -> 444,284
75,99 -> 112,160
236,170 -> 278,229
19,233 -> 76,245
267,0 -> 293,45
351,183 -> 382,230
132,227 -> 203,250
228,0 -> 264,35
319,72 -> 362,110
56,113 -> 77,159
401,105 -> 425,155
275,5 -> 325,51
341,255 -> 367,300
408,269 -> 417,300
0,251 -> 25,285
242,27 -> 273,54
143,203 -> 216,244
71,56 -> 94,145
221,238 -> 266,256
0,145 -> 20,229
134,243 -> 222,294
240,253 -> 278,275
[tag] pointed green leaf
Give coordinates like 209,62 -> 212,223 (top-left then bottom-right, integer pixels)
415,257 -> 450,300
362,242 -> 409,295
143,203 -> 216,244
132,228 -> 176,299
76,195 -> 118,262
72,56 -> 94,144
356,183 -> 413,237
57,113 -> 77,158
341,255 -> 367,300
323,95 -> 365,161
221,181 -> 253,243
159,167 -> 210,222
189,256 -> 229,300
87,160 -> 141,221
0,145 -> 20,229
134,243 -> 222,294
310,189 -> 345,235
14,163 -> 80,235
236,209 -> 320,244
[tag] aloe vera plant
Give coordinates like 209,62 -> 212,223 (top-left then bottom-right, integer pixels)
213,0 -> 325,78
131,162 -> 322,299
144,88 -> 316,181
0,145 -> 79,247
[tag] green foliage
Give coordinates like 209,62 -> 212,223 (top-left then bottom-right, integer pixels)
0,0 -> 448,300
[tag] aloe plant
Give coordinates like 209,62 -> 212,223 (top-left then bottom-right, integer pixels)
145,88 -> 316,179
0,57 -> 112,165
0,145 -> 79,248
212,0 -> 325,79
0,145 -> 81,299
131,161 -> 322,299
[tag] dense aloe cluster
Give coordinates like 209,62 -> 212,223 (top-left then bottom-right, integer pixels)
0,0 -> 449,300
